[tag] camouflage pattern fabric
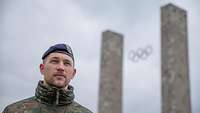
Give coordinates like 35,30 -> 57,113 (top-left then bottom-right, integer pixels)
2,81 -> 93,113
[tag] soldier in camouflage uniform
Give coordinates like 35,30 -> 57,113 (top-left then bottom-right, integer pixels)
2,43 -> 93,113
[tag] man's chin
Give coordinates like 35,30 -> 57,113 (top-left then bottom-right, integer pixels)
52,81 -> 67,88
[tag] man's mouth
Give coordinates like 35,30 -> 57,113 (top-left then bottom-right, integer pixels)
54,74 -> 65,78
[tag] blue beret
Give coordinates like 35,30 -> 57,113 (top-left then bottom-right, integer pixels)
42,43 -> 74,61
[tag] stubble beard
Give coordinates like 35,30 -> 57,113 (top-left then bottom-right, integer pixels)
44,78 -> 68,89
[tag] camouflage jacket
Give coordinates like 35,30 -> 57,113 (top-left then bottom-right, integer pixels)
2,81 -> 93,113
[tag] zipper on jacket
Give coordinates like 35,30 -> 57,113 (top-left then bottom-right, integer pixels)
56,90 -> 59,105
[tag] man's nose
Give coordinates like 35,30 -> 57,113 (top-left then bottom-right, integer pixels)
57,63 -> 65,71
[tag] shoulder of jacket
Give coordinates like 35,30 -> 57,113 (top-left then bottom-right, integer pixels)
70,101 -> 93,113
2,96 -> 38,113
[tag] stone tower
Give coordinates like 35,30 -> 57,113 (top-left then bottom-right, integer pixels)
98,30 -> 123,113
161,4 -> 191,113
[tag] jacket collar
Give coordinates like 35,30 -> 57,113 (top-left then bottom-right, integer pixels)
35,81 -> 74,106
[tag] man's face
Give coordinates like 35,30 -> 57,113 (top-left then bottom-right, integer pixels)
40,52 -> 76,88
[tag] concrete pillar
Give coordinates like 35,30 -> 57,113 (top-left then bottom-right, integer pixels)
161,3 -> 192,113
98,30 -> 123,113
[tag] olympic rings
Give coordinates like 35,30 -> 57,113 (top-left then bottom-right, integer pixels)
128,45 -> 153,62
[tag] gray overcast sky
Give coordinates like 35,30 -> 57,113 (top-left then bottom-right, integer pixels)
0,0 -> 199,113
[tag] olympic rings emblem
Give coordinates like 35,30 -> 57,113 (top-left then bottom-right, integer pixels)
128,45 -> 153,62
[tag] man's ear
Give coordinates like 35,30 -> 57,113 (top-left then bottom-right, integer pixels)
39,64 -> 44,75
72,68 -> 76,79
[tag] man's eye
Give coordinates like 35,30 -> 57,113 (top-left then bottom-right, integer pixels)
50,60 -> 58,63
64,62 -> 71,66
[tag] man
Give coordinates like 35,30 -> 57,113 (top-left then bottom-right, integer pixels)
3,43 -> 93,113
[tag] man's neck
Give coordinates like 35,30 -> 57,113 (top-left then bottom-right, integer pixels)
43,81 -> 68,90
